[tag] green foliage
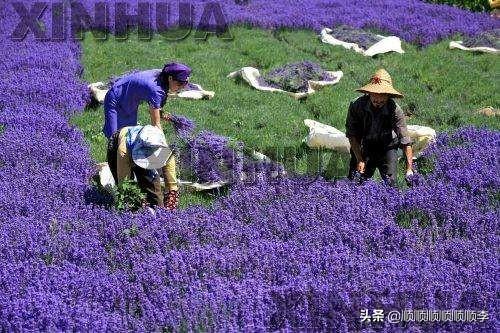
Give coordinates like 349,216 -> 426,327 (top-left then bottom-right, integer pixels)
425,0 -> 491,12
113,179 -> 146,212
123,224 -> 139,237
396,208 -> 431,228
414,155 -> 436,176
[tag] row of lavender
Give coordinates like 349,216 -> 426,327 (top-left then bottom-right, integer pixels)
5,0 -> 499,46
0,1 -> 499,331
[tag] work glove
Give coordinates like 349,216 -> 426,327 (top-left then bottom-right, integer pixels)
405,169 -> 415,187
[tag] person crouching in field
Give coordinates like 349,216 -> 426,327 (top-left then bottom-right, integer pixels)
107,125 -> 179,210
345,68 -> 414,186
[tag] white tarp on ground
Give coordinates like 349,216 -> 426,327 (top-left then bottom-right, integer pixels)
97,161 -> 227,191
227,67 -> 343,100
303,119 -> 436,157
88,82 -> 215,104
320,28 -> 405,57
449,41 -> 499,54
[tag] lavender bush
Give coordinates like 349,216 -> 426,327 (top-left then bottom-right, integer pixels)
260,61 -> 335,93
0,1 -> 498,331
327,25 -> 384,49
7,0 -> 495,46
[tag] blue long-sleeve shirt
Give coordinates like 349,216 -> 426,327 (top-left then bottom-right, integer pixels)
103,69 -> 166,138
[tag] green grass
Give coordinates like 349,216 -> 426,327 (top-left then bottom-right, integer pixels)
72,26 -> 499,207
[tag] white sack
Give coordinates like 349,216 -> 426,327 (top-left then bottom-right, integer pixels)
303,119 -> 351,154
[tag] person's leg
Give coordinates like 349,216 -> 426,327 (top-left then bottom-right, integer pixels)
116,128 -> 133,182
162,155 -> 179,191
163,155 -> 180,210
378,148 -> 399,186
133,166 -> 163,208
106,131 -> 120,183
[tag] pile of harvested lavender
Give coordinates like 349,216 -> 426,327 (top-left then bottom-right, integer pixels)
328,25 -> 383,49
259,61 -> 335,93
462,29 -> 500,49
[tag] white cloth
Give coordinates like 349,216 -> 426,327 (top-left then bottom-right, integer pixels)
227,67 -> 343,99
88,82 -> 108,103
87,82 -> 215,104
303,119 -> 436,157
169,83 -> 215,100
406,125 -> 436,157
449,41 -> 499,54
97,162 -> 115,187
320,28 -> 405,57
303,119 -> 351,153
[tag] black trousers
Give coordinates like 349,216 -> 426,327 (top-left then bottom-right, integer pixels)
106,131 -> 163,208
348,147 -> 399,186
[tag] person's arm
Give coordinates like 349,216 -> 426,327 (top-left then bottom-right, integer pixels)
348,137 -> 365,173
149,107 -> 162,130
403,144 -> 413,175
148,85 -> 168,129
393,104 -> 413,175
345,101 -> 365,173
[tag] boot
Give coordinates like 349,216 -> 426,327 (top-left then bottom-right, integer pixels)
164,190 -> 179,210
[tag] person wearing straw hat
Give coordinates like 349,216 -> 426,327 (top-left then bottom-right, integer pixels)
345,68 -> 414,186
106,125 -> 179,209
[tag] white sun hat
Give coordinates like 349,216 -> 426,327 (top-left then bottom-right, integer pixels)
131,125 -> 172,169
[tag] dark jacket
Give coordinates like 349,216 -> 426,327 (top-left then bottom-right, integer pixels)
345,95 -> 411,154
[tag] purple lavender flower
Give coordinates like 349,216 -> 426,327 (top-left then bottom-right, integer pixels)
169,114 -> 196,139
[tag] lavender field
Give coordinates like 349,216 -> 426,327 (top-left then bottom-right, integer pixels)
0,0 -> 499,331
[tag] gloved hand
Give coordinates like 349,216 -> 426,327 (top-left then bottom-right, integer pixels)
352,170 -> 366,185
161,111 -> 172,122
405,169 -> 415,186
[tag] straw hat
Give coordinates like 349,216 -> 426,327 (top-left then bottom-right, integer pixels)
356,68 -> 404,98
131,125 -> 172,170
